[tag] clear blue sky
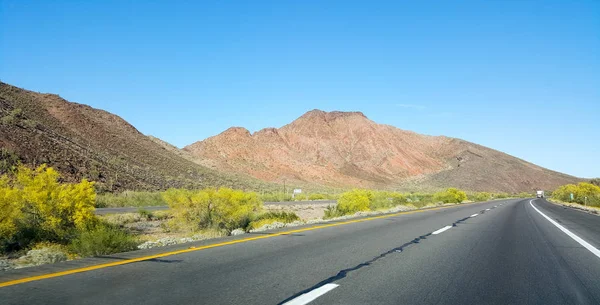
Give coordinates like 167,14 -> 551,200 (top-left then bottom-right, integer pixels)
1,0 -> 598,178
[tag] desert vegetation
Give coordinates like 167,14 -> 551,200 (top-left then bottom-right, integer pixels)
96,189 -> 338,208
96,191 -> 166,208
433,188 -> 468,204
257,191 -> 337,202
0,164 -> 305,269
161,188 -> 304,234
0,165 -> 138,266
1,163 -> 544,271
468,192 -> 492,202
552,182 -> 600,207
324,188 -> 468,218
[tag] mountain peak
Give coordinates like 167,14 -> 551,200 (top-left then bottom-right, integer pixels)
222,127 -> 251,136
297,109 -> 367,122
186,109 -> 580,192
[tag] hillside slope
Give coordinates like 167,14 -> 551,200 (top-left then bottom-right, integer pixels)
184,110 -> 580,192
0,82 -> 268,191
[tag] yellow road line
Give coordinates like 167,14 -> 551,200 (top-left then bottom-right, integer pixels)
0,205 -> 457,288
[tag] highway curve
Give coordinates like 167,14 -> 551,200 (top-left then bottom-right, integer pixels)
1,198 -> 599,305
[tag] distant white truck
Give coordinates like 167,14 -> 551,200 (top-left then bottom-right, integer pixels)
536,190 -> 544,198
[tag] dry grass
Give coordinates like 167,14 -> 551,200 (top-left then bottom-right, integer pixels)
265,203 -> 332,220
547,198 -> 600,215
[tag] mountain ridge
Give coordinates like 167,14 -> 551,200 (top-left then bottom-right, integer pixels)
0,82 -> 271,192
184,109 -> 581,192
0,82 -> 581,193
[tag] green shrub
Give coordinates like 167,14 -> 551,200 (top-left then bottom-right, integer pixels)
308,193 -> 327,200
101,213 -> 142,226
0,108 -> 22,125
389,193 -> 408,206
259,192 -> 293,202
433,188 -> 468,204
337,189 -> 371,214
253,211 -> 299,223
162,188 -> 262,233
96,191 -> 166,208
553,182 -> 600,207
0,148 -> 19,174
405,193 -> 435,208
151,210 -> 171,221
493,192 -> 509,199
138,208 -> 154,220
293,193 -> 309,201
324,190 -> 410,218
366,191 -> 402,209
248,211 -> 300,230
70,222 -> 138,257
323,205 -> 346,219
469,192 -> 491,202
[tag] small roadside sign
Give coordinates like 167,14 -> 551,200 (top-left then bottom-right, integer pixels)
292,189 -> 302,199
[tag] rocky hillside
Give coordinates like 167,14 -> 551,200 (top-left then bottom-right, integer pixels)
0,82 -> 269,191
184,110 -> 580,192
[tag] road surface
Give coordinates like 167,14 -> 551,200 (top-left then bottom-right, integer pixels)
1,198 -> 599,304
94,200 -> 337,215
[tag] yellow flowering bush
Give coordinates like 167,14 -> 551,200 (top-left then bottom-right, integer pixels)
0,165 -> 96,252
162,187 -> 262,233
553,182 -> 600,206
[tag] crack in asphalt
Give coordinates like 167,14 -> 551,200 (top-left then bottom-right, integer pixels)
277,209 -> 493,304
277,233 -> 432,305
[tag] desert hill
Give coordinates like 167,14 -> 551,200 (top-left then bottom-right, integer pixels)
184,109 -> 580,192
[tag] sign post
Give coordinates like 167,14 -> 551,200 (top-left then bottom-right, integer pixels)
292,189 -> 302,199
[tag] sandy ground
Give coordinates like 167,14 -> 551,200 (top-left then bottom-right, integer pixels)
264,203 -> 332,220
101,203 -> 332,242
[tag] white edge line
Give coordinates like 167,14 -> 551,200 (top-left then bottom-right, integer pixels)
283,283 -> 339,305
529,200 -> 600,259
470,214 -> 478,217
432,225 -> 453,235
485,208 -> 491,211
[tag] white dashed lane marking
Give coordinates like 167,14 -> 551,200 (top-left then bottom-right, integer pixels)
286,202 -> 507,305
282,284 -> 339,305
432,226 -> 453,235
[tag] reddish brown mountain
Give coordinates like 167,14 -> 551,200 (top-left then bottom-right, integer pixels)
0,82 -> 270,191
0,81 -> 581,193
184,109 -> 580,192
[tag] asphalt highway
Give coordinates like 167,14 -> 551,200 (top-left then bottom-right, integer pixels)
1,198 -> 599,305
